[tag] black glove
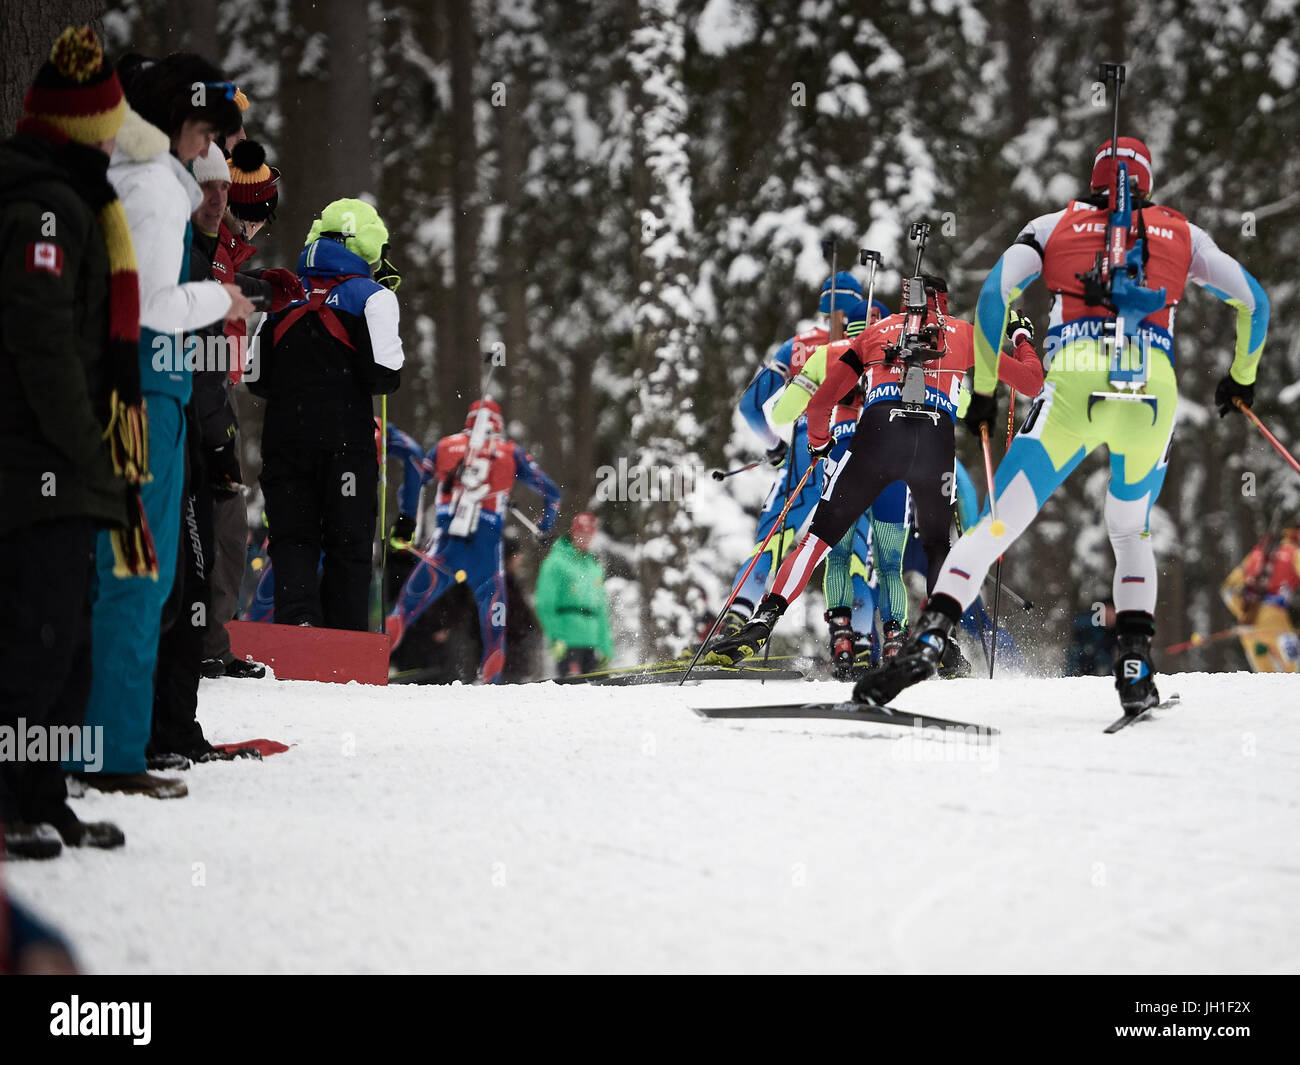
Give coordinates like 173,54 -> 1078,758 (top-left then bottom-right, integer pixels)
207,442 -> 242,496
963,391 -> 998,437
1006,308 -> 1035,346
1215,374 -> 1254,417
765,439 -> 788,468
807,436 -> 835,461
375,243 -> 402,292
389,514 -> 416,548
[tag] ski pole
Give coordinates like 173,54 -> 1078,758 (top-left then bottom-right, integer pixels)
984,574 -> 1032,611
680,460 -> 820,686
983,390 -> 1018,673
510,505 -> 542,539
1235,398 -> 1300,475
1163,626 -> 1242,656
711,459 -> 764,481
761,429 -> 800,673
979,422 -> 1008,678
379,395 -> 388,631
396,540 -> 460,582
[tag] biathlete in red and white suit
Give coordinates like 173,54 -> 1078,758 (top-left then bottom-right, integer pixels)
385,399 -> 560,684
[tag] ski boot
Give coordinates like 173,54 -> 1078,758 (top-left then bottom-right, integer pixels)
1113,611 -> 1160,715
703,594 -> 788,666
852,598 -> 960,706
881,620 -> 907,660
853,630 -> 877,672
938,637 -> 972,679
826,607 -> 857,680
679,604 -> 751,661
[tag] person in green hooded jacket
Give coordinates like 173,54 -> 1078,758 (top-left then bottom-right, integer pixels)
535,512 -> 615,676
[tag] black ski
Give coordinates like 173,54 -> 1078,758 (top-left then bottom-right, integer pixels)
693,700 -> 997,735
562,664 -> 804,686
1103,693 -> 1180,733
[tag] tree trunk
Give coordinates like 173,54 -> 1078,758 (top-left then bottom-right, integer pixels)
444,0 -> 482,412
277,0 -> 373,276
0,0 -> 107,132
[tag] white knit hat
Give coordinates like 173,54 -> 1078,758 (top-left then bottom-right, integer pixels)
192,141 -> 231,184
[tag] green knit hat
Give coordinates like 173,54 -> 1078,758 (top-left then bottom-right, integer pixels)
306,198 -> 388,265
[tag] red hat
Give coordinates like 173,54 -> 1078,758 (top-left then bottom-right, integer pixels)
1091,137 -> 1153,196
228,139 -> 280,221
465,398 -> 503,436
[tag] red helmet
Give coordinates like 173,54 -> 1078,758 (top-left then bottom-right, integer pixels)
1091,137 -> 1153,197
465,398 -> 504,436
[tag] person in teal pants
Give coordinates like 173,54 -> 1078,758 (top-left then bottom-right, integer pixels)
66,54 -> 250,794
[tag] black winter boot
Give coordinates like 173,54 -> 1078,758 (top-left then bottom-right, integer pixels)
703,594 -> 788,666
1114,610 -> 1160,714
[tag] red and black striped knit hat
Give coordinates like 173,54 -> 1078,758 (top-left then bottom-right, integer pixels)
22,25 -> 127,145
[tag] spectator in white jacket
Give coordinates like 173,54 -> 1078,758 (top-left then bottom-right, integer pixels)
67,53 -> 255,798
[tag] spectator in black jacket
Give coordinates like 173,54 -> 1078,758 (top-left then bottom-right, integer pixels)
149,144 -> 262,765
0,27 -> 138,857
251,198 -> 403,630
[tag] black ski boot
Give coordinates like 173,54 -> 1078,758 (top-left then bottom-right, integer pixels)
853,629 -> 877,671
938,637 -> 972,679
881,620 -> 906,660
704,594 -> 788,666
826,608 -> 857,680
680,603 -> 751,661
1114,611 -> 1160,714
853,598 -> 960,706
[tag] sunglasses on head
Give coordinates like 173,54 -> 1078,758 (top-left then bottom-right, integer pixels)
202,81 -> 238,101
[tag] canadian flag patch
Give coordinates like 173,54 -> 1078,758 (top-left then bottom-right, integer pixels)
26,242 -> 63,277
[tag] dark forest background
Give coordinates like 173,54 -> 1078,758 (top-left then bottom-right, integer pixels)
3,0 -> 1296,668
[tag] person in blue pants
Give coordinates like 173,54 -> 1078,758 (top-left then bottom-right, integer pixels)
715,273 -> 865,646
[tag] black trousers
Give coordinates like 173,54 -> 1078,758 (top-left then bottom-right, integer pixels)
556,647 -> 600,678
261,445 -> 377,631
151,413 -> 213,758
0,518 -> 96,822
810,404 -> 957,594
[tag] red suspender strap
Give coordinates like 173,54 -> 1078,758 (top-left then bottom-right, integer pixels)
273,274 -> 364,350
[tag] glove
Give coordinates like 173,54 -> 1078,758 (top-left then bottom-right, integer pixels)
375,244 -> 402,292
764,439 -> 788,468
260,267 -> 305,312
549,640 -> 568,662
1006,308 -> 1035,347
389,514 -> 416,548
537,509 -> 557,536
207,442 -> 242,496
962,391 -> 998,436
1215,374 -> 1254,417
807,436 -> 835,461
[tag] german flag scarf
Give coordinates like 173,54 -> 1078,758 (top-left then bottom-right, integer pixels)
15,117 -> 157,578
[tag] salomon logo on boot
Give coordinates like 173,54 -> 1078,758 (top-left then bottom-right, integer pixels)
1113,611 -> 1160,714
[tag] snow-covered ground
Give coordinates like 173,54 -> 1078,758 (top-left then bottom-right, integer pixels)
8,671 -> 1298,974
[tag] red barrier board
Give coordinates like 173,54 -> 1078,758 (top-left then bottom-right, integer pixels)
226,621 -> 390,686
